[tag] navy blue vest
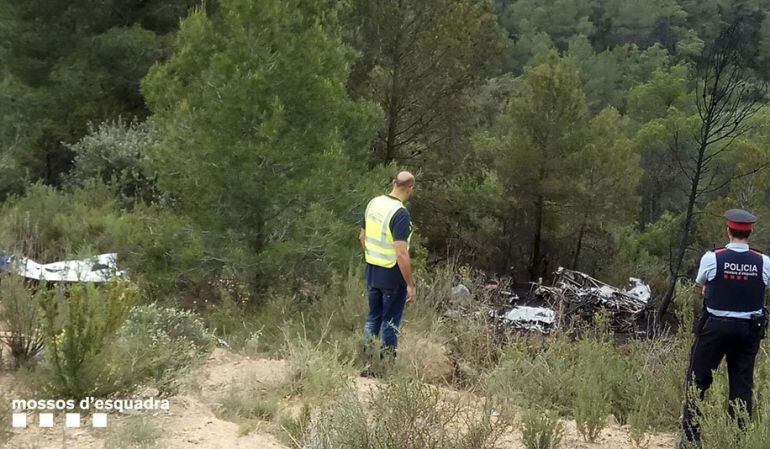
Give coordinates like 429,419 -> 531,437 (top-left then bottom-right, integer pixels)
704,248 -> 766,313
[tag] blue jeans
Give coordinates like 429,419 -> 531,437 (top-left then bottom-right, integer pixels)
364,286 -> 407,352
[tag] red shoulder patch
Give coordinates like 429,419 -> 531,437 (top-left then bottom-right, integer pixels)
713,247 -> 727,254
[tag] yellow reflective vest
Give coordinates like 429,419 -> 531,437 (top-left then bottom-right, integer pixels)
364,195 -> 410,268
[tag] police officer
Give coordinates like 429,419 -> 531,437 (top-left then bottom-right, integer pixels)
680,209 -> 769,448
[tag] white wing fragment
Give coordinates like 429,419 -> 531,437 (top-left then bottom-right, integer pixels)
0,253 -> 126,282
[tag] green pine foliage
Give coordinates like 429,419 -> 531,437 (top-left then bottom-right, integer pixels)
37,280 -> 138,399
142,0 -> 385,292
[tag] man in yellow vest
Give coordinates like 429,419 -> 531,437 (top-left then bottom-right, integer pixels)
359,171 -> 415,361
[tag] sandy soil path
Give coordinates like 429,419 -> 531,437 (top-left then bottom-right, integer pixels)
3,348 -> 676,449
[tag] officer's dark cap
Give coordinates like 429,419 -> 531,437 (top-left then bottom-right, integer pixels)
724,208 -> 757,231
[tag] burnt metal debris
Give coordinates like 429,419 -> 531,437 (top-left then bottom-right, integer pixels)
459,267 -> 652,335
533,268 -> 651,334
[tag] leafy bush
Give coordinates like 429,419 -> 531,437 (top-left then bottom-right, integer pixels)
65,118 -> 159,207
37,280 -> 137,399
119,303 -> 214,352
111,303 -> 215,395
521,407 -> 563,449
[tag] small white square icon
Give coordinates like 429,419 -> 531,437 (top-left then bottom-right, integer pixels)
12,413 -> 27,428
92,413 -> 108,428
65,413 -> 81,428
39,413 -> 54,428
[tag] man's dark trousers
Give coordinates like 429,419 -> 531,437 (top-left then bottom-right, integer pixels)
364,286 -> 407,354
682,314 -> 762,444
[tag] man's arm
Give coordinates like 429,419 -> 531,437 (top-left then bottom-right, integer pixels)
390,208 -> 414,303
762,254 -> 770,289
359,227 -> 366,251
696,251 -> 716,295
395,241 -> 415,303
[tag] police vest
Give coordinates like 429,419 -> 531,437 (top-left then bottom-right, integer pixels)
704,248 -> 766,313
364,195 -> 410,268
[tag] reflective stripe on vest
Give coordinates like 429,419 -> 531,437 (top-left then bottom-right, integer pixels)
364,195 -> 406,268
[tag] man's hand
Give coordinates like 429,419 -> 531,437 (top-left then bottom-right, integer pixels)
406,284 -> 416,304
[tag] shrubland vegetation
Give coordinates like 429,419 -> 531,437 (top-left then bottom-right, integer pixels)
2,0 -> 770,448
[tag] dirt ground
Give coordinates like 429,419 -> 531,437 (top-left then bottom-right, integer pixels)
2,348 -> 677,449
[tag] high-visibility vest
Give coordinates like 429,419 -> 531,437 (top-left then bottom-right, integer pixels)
364,195 -> 409,268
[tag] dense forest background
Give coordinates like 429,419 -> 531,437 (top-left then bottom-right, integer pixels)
3,0 -> 770,311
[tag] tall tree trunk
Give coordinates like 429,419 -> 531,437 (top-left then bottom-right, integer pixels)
572,219 -> 587,270
658,138 -> 708,316
383,36 -> 402,164
529,194 -> 544,281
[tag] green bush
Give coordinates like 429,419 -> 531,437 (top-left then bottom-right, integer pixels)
521,407 -> 563,449
0,274 -> 45,367
573,371 -> 609,442
0,181 -> 213,305
308,378 -> 511,449
119,303 -> 214,352
37,280 -> 137,399
486,327 -> 689,435
0,183 -> 135,262
627,384 -> 654,448
485,334 -> 577,414
688,365 -> 770,449
111,303 -> 215,395
65,118 -> 159,207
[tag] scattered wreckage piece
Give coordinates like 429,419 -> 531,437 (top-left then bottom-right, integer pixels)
497,306 -> 556,333
0,253 -> 126,283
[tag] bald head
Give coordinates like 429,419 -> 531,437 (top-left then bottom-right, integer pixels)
390,170 -> 415,201
394,171 -> 415,188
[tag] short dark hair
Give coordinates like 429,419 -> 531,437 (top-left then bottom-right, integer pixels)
729,228 -> 752,239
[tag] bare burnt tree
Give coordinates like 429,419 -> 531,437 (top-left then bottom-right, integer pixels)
657,22 -> 768,316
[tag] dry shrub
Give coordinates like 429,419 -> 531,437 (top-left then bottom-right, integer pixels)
399,333 -> 454,384
307,378 -> 512,449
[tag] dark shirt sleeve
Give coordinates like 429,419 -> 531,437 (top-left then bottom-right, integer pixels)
389,208 -> 411,242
